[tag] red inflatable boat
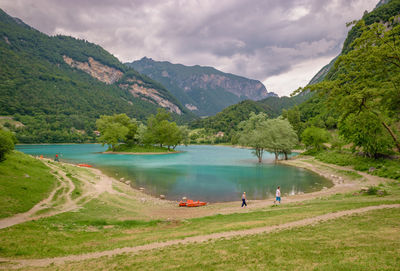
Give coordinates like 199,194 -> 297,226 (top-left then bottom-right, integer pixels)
179,199 -> 207,207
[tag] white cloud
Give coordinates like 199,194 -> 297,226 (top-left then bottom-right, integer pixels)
263,56 -> 335,96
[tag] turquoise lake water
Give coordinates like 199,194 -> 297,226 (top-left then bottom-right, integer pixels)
16,144 -> 332,202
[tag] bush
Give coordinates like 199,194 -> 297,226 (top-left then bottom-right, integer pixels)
0,129 -> 15,161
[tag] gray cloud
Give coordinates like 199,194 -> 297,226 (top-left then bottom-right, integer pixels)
1,0 -> 377,95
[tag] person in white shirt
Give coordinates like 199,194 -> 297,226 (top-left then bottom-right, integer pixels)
274,186 -> 281,205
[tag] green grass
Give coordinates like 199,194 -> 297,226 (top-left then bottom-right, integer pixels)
65,172 -> 83,200
43,208 -> 400,271
315,150 -> 400,180
111,144 -> 175,153
1,183 -> 399,259
0,151 -> 57,218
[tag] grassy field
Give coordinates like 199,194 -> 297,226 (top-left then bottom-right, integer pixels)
0,151 -> 56,218
1,180 -> 399,259
36,208 -> 400,271
0,151 -> 399,270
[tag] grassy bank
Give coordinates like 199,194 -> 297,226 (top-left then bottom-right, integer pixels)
0,151 -> 56,218
1,180 -> 399,258
314,150 -> 400,180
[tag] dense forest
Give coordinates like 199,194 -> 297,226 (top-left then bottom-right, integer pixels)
0,9 -> 193,143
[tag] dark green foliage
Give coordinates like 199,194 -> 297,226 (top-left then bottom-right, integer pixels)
0,9 -> 192,143
0,129 -> 14,161
301,126 -> 330,151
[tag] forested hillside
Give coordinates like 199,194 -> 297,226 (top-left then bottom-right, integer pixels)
0,9 -> 193,143
189,92 -> 311,141
290,0 -> 400,158
128,57 -> 277,116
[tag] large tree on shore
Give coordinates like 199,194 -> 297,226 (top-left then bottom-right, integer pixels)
308,19 -> 400,156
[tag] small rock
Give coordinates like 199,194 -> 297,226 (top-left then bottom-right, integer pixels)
360,187 -> 369,192
120,177 -> 125,181
24,174 -> 30,178
369,167 -> 376,173
139,187 -> 145,191
159,195 -> 166,200
377,190 -> 385,196
322,187 -> 328,190
125,181 -> 131,185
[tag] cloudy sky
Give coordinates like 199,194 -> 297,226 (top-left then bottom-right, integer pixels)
2,0 -> 378,96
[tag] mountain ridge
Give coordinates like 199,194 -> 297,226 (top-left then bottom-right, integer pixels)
0,8 -> 193,143
127,57 -> 277,116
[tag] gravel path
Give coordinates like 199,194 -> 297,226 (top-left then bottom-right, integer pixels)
1,204 -> 399,269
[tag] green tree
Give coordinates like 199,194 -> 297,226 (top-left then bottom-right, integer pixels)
0,129 -> 15,161
308,19 -> 400,155
301,127 -> 330,151
264,119 -> 298,160
339,111 -> 393,158
238,112 -> 269,163
96,114 -> 131,151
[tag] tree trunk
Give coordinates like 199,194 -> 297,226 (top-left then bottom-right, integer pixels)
256,147 -> 263,163
284,152 -> 288,160
364,105 -> 400,153
381,121 -> 400,153
274,152 -> 279,161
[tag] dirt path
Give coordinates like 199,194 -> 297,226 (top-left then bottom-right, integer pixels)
1,204 -> 399,269
0,160 -> 121,230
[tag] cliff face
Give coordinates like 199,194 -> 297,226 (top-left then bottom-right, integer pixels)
127,57 -> 276,116
119,79 -> 181,115
63,56 -> 123,84
63,56 -> 183,115
178,73 -> 269,100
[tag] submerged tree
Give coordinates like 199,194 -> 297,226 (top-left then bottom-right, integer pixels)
239,113 -> 297,162
264,119 -> 298,160
238,112 -> 269,163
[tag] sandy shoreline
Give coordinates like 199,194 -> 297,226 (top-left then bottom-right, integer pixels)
28,153 -> 387,220
73,156 -> 384,219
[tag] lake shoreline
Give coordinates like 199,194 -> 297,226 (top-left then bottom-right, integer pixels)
101,151 -> 184,155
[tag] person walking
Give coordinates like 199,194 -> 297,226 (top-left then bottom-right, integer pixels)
241,192 -> 247,207
274,186 -> 281,205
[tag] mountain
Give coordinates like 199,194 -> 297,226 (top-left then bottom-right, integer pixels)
309,0 -> 400,84
127,57 -> 277,116
0,9 -> 193,143
297,0 -> 400,126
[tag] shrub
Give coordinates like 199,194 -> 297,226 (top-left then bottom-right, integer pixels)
0,129 -> 15,161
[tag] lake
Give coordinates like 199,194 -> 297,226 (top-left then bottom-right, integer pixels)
16,144 -> 332,202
